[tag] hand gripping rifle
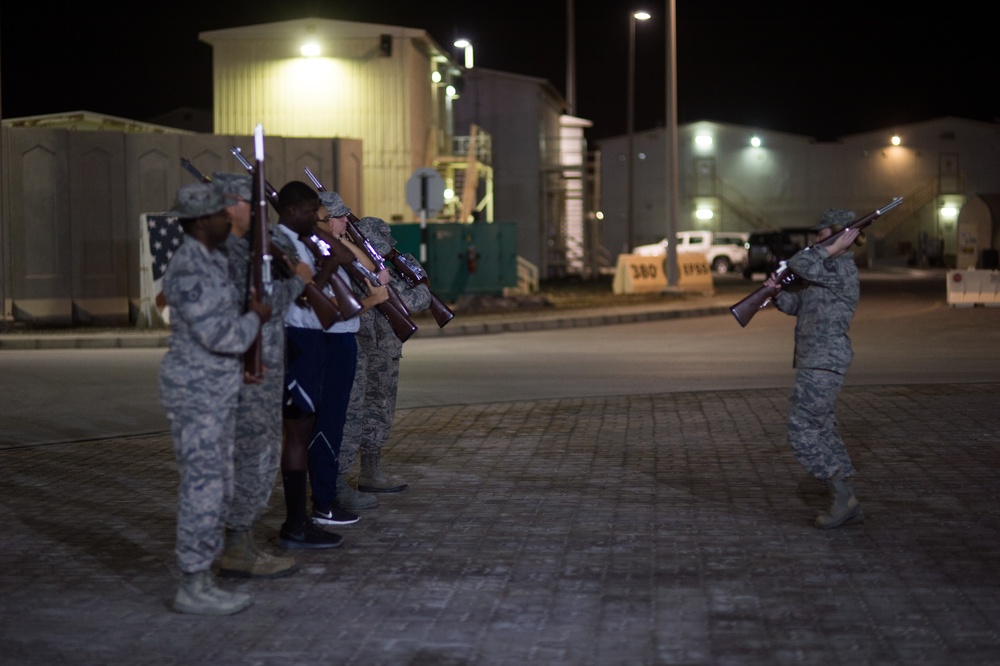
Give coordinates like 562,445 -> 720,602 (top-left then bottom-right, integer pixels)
180,156 -> 343,329
309,227 -> 418,343
230,146 -> 363,322
301,167 -> 411,317
729,197 -> 903,327
303,167 -> 455,328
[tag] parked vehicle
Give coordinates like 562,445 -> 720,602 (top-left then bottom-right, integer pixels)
632,230 -> 749,274
742,227 -> 818,279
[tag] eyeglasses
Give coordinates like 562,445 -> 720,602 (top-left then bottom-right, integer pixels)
318,214 -> 333,222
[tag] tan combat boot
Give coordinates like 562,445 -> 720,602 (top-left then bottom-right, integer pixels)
173,570 -> 252,616
334,473 -> 378,510
815,476 -> 864,529
358,451 -> 408,493
218,529 -> 298,579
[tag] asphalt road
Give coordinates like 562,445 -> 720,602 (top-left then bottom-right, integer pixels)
1,271 -> 997,447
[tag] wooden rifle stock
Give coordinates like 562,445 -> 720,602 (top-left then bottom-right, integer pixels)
729,197 -> 904,327
384,246 -> 455,327
311,228 -> 417,342
729,275 -> 786,328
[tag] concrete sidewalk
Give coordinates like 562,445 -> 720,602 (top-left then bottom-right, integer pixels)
2,382 -> 999,664
0,292 -> 736,349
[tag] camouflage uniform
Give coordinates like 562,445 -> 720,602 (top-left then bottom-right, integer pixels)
773,210 -> 860,481
222,229 -> 305,531
159,212 -> 261,574
340,217 -> 431,479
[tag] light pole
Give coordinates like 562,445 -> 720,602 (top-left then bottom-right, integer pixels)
627,10 -> 650,254
664,0 -> 679,287
454,39 -> 474,69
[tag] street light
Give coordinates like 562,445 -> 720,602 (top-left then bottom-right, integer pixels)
454,39 -> 474,68
627,10 -> 651,254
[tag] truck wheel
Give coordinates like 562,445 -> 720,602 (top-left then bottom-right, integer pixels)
712,257 -> 732,274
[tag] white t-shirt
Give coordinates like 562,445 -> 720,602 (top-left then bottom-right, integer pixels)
277,224 -> 360,333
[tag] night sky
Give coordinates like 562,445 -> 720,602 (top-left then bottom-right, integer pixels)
2,1 -> 997,143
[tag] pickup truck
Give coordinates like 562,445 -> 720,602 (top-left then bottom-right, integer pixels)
632,230 -> 749,274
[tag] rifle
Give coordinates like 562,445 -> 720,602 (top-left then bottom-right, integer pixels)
384,246 -> 455,327
230,146 -> 363,322
729,197 -> 903,327
303,167 -> 455,328
244,125 -> 273,379
180,155 -> 343,329
309,227 -> 418,343
301,167 -> 411,316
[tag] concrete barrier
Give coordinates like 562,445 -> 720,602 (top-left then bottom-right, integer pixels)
612,253 -> 714,295
613,255 -> 667,294
946,269 -> 1000,307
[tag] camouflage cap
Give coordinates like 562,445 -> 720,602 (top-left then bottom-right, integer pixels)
356,216 -> 397,255
166,182 -> 233,219
319,191 -> 351,217
813,208 -> 856,230
211,172 -> 252,202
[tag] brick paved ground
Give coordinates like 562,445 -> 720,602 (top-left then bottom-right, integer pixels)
1,382 -> 998,665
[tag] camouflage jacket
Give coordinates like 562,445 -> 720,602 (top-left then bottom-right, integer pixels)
158,235 -> 261,412
773,245 -> 859,373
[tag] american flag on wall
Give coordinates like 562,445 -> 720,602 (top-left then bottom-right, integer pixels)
138,213 -> 183,325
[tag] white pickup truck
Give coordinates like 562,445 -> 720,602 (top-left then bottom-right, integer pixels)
632,230 -> 749,274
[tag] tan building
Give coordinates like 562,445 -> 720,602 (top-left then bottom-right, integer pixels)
200,18 -> 464,221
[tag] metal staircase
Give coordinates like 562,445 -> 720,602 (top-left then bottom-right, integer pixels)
433,125 -> 494,222
871,178 -> 938,239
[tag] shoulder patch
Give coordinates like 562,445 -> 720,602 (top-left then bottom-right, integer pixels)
182,283 -> 203,303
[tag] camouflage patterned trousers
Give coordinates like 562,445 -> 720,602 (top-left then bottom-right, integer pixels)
787,367 -> 856,481
339,337 -> 400,474
168,407 -> 237,572
225,367 -> 284,532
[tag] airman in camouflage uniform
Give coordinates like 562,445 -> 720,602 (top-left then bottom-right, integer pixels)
336,215 -> 431,510
768,208 -> 865,529
158,182 -> 271,615
212,173 -> 310,579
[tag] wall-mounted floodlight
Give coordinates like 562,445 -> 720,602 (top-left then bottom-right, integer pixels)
940,205 -> 958,220
891,135 -> 901,146
750,136 -> 761,148
301,41 -> 321,57
695,134 -> 713,149
695,207 -> 714,220
431,71 -> 442,84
